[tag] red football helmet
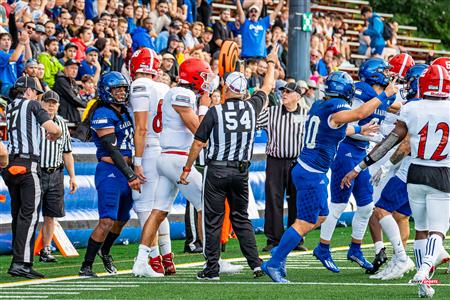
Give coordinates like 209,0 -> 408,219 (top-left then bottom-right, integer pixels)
419,65 -> 450,98
431,57 -> 450,74
129,48 -> 160,80
389,53 -> 415,78
179,58 -> 216,92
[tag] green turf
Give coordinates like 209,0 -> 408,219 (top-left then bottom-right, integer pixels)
1,226 -> 449,300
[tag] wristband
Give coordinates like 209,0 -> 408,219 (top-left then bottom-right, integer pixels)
198,105 -> 209,116
183,166 -> 191,173
353,125 -> 361,134
376,91 -> 389,105
134,156 -> 142,167
354,164 -> 363,173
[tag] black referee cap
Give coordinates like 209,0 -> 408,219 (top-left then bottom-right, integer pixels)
279,82 -> 303,95
14,76 -> 44,94
42,90 -> 60,102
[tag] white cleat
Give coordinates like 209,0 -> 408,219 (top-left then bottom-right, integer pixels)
370,256 -> 396,279
411,270 -> 435,298
132,258 -> 164,277
382,257 -> 413,280
219,259 -> 244,274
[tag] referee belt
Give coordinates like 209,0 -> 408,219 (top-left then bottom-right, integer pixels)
41,165 -> 64,173
9,153 -> 40,162
207,160 -> 250,169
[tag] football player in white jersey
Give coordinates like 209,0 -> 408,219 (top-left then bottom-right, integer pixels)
342,65 -> 450,298
132,58 -> 216,277
128,48 -> 174,276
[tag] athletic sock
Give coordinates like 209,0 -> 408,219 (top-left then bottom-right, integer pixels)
270,227 -> 303,267
158,218 -> 172,255
379,215 -> 406,261
320,203 -> 346,241
422,234 -> 443,271
137,244 -> 151,261
101,232 -> 120,256
149,246 -> 160,259
374,241 -> 385,255
414,239 -> 427,271
83,237 -> 103,267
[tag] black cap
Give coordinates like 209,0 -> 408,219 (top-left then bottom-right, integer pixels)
64,59 -> 80,67
279,82 -> 303,95
168,34 -> 180,42
64,42 -> 78,51
170,20 -> 182,29
42,90 -> 60,102
14,76 -> 44,94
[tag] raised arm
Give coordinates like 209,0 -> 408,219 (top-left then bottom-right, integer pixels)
260,45 -> 279,95
269,0 -> 284,24
236,0 -> 246,24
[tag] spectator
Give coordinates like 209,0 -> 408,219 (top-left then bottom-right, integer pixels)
70,27 -> 94,62
160,52 -> 177,82
132,17 -> 155,52
0,32 -> 30,97
45,20 -> 56,37
361,5 -> 385,57
123,2 -> 136,34
59,42 -> 78,65
54,59 -> 85,123
154,19 -> 182,53
38,36 -> 64,88
69,12 -> 86,37
196,0 -> 212,27
30,23 -> 46,58
77,46 -> 101,82
105,0 -> 119,15
236,0 -> 283,59
117,17 -> 132,51
57,11 -> 72,39
23,58 -> 38,77
200,26 -> 213,53
36,62 -> 50,92
182,21 -> 203,51
210,89 -> 221,106
149,0 -> 171,35
304,79 -> 318,107
161,33 -> 180,56
80,74 -> 96,103
210,9 -> 231,56
156,69 -> 172,87
274,7 -> 289,33
0,0 -> 6,32
93,18 -> 106,39
312,49 -> 332,77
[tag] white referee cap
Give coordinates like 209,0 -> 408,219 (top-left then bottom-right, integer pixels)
225,72 -> 248,95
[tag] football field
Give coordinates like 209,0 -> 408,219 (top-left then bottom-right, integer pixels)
1,226 -> 449,299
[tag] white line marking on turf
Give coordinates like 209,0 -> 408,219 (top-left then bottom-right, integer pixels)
0,297 -> 48,299
0,292 -> 80,295
1,288 -> 111,291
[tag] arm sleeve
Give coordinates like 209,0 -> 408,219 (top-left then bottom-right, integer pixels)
99,133 -> 136,181
194,108 -> 215,143
248,91 -> 267,115
29,101 -> 51,125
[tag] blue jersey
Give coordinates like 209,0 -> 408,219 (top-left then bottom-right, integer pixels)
342,81 -> 395,149
299,98 -> 351,173
91,106 -> 134,160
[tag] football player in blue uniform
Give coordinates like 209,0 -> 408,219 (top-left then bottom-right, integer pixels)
313,58 -> 400,274
366,64 -> 428,280
79,72 -> 141,277
262,71 -> 398,283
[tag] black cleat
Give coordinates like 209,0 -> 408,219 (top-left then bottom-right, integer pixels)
253,267 -> 265,278
97,252 -> 117,274
184,245 -> 203,254
79,264 -> 98,277
39,247 -> 57,263
196,270 -> 219,281
8,263 -> 45,279
262,244 -> 275,252
366,247 -> 388,274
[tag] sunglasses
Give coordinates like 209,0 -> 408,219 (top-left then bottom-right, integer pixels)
26,26 -> 36,31
249,9 -> 258,13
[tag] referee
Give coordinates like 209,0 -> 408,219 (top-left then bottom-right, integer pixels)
179,47 -> 279,280
3,77 -> 61,278
39,91 -> 77,263
257,82 -> 309,252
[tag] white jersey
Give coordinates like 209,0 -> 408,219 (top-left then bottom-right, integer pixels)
159,86 -> 197,151
129,78 -> 170,149
398,100 -> 450,168
380,87 -> 404,137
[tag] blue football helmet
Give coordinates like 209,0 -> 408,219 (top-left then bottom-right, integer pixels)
324,71 -> 355,103
400,64 -> 428,100
98,71 -> 130,105
358,58 -> 391,87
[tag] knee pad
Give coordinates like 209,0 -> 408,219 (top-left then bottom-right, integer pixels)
320,203 -> 347,241
352,202 -> 374,240
329,202 -> 348,220
136,211 -> 151,229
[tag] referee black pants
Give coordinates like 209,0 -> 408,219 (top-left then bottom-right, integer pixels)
2,158 -> 42,264
203,165 -> 261,276
264,156 -> 297,247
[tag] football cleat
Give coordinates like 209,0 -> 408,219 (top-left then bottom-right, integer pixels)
411,270 -> 435,298
253,267 -> 264,278
381,256 -> 414,280
366,247 -> 388,274
261,261 -> 289,283
219,259 -> 243,274
39,247 -> 57,263
313,246 -> 340,273
97,252 -> 117,274
430,249 -> 450,274
270,246 -> 287,278
132,258 -> 164,277
196,270 -> 220,281
149,256 -> 165,275
79,265 -> 97,277
370,257 -> 396,279
347,247 -> 373,271
162,253 -> 176,275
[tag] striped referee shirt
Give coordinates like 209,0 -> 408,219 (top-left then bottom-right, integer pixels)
6,97 -> 51,158
195,91 -> 266,162
40,115 -> 72,168
256,103 -> 308,159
